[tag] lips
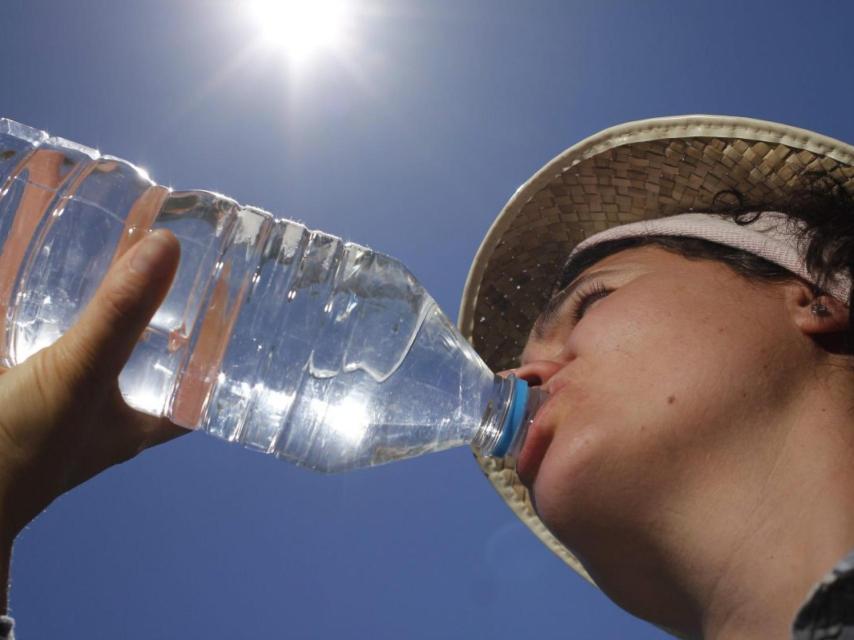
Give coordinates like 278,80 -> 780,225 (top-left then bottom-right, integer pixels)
513,374 -> 573,487
515,394 -> 557,487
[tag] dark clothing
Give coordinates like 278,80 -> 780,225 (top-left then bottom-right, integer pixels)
793,549 -> 854,639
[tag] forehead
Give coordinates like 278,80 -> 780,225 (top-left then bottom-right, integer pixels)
567,244 -> 671,273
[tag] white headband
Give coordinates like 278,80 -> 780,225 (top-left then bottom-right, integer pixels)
570,212 -> 851,303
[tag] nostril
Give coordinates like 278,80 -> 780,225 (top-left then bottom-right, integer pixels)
518,372 -> 543,386
513,360 -> 563,387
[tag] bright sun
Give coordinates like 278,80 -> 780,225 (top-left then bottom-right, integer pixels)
246,0 -> 353,62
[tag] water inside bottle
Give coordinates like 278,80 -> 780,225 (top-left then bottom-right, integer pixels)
0,119 -> 502,472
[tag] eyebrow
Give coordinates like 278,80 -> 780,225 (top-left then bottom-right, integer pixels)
533,267 -> 623,338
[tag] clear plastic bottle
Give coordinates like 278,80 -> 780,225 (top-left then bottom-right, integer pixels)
0,118 -> 545,471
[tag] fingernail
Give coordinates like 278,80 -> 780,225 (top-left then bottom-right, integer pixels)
130,230 -> 174,277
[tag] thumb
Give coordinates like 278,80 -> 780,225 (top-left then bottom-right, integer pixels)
55,229 -> 181,384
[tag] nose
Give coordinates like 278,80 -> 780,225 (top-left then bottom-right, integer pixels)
507,360 -> 564,388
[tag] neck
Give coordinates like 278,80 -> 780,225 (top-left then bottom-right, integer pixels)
701,480 -> 853,637
691,379 -> 854,639
590,371 -> 854,639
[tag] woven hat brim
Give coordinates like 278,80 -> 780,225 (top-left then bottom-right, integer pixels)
458,115 -> 854,583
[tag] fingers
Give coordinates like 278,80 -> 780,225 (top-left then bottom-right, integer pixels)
0,230 -> 182,534
55,229 -> 181,384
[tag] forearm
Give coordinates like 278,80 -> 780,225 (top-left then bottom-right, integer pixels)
0,521 -> 11,614
0,542 -> 7,615
0,541 -> 13,640
0,510 -> 18,639
0,485 -> 19,615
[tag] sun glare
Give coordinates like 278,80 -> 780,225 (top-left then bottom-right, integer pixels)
247,0 -> 353,62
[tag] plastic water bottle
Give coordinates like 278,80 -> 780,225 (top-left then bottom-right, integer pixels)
0,118 -> 545,472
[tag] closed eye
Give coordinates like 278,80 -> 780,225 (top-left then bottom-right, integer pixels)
533,271 -> 620,338
568,280 -> 611,323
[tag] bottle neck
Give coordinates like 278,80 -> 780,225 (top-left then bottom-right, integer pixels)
471,375 -> 548,460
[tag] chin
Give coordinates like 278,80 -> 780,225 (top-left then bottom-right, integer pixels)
528,437 -> 607,545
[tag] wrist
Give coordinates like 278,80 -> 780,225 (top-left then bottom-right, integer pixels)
0,537 -> 8,615
0,472 -> 26,547
0,504 -> 12,615
0,492 -> 14,612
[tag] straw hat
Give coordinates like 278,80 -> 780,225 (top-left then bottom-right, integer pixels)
458,115 -> 854,582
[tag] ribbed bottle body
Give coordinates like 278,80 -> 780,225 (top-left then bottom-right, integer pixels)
0,118 -> 506,472
209,228 -> 502,471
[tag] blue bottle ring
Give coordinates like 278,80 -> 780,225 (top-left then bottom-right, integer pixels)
493,378 -> 529,457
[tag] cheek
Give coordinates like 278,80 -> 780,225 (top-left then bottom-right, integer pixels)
530,308 -> 739,536
530,382 -> 707,549
567,284 -> 751,395
564,292 -> 654,364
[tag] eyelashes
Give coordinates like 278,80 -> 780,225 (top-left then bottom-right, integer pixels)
533,278 -> 614,338
568,281 -> 612,323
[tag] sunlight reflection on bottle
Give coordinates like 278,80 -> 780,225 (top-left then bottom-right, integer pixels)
13,321 -> 61,362
315,394 -> 368,448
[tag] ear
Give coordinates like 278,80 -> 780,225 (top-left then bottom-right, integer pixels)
786,281 -> 849,337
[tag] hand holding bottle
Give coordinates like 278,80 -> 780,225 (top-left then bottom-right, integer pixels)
0,229 -> 185,542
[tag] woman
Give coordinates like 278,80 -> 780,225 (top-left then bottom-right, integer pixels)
459,116 -> 854,637
1,115 -> 853,638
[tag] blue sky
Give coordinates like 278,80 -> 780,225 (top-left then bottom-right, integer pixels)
3,1 -> 854,638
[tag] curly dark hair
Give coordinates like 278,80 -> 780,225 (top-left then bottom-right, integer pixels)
558,172 -> 854,351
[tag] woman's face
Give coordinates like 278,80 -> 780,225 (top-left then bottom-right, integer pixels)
517,245 -> 809,578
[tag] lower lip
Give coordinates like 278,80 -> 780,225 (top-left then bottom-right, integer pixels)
515,411 -> 553,487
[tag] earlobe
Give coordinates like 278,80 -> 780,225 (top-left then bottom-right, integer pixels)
791,286 -> 850,337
